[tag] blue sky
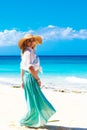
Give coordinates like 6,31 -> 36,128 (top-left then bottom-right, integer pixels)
0,0 -> 87,55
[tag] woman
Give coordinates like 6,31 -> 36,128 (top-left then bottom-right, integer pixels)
18,34 -> 56,128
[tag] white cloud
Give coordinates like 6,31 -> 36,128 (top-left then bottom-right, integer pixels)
0,26 -> 87,46
40,26 -> 87,41
0,29 -> 34,46
47,25 -> 55,28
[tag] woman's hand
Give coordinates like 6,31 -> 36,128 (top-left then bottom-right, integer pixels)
21,82 -> 24,89
29,66 -> 41,86
37,79 -> 41,86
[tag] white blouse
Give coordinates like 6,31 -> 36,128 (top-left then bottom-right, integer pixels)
20,47 -> 42,72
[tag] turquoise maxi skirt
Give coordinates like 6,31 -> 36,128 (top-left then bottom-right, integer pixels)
20,71 -> 56,128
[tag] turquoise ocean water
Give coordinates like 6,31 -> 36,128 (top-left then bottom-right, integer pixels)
0,55 -> 87,91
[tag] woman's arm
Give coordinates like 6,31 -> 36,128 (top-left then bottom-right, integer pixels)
21,69 -> 24,81
21,69 -> 24,88
29,66 -> 41,86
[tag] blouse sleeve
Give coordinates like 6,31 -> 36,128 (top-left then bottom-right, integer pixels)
20,50 -> 33,70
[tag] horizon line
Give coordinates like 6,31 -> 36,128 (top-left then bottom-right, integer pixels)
1,55 -> 87,57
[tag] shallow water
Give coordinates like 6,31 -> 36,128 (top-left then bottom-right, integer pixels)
0,55 -> 87,91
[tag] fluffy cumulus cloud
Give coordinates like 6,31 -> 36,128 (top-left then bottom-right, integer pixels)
0,29 -> 34,46
41,26 -> 87,41
0,25 -> 87,46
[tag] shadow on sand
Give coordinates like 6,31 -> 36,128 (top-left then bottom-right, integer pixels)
27,125 -> 87,130
41,125 -> 87,130
27,124 -> 87,130
12,120 -> 87,130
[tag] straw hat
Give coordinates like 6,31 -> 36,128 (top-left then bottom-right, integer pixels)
18,34 -> 42,49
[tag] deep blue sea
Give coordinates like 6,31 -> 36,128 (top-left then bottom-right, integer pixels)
0,55 -> 87,91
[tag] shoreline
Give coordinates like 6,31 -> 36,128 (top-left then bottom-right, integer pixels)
1,75 -> 87,93
1,82 -> 87,94
0,85 -> 87,129
1,72 -> 87,90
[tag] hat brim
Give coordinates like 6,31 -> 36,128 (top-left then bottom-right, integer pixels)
18,36 -> 42,49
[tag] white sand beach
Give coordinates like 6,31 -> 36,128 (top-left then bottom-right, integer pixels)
0,85 -> 87,130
